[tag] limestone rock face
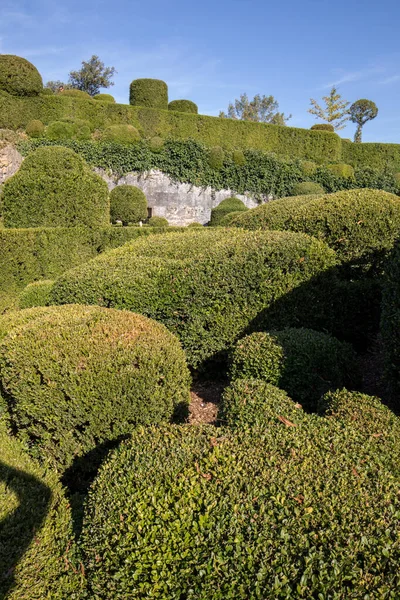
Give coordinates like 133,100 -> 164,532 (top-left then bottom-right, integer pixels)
0,145 -> 23,185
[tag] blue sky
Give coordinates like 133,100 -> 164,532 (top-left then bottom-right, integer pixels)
1,0 -> 400,142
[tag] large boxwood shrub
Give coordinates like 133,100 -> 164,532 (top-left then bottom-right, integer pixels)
110,185 -> 147,225
168,99 -> 198,114
209,197 -> 248,226
0,422 -> 82,599
1,146 -> 109,228
101,124 -> 140,144
50,229 -> 336,367
230,189 -> 400,272
229,329 -> 357,410
0,55 -> 43,97
79,416 -> 400,598
0,305 -> 191,469
129,78 -> 168,109
18,279 -> 54,308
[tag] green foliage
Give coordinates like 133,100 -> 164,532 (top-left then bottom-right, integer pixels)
219,379 -> 308,429
110,185 -> 147,225
0,422 -> 82,598
219,92 -> 291,124
148,215 -> 169,227
309,86 -> 350,130
381,239 -> 400,401
349,99 -> 379,143
230,188 -> 400,272
0,55 -> 43,97
68,55 -> 116,96
101,124 -> 140,144
46,120 -> 75,140
217,210 -> 247,226
59,88 -> 91,99
19,279 -> 54,308
232,149 -> 246,165
209,197 -> 248,226
326,163 -> 355,178
2,146 -> 109,228
311,123 -> 335,132
93,93 -> 115,103
168,99 -> 198,114
25,119 -> 44,138
291,181 -> 324,196
0,305 -> 191,469
187,221 -> 203,227
79,417 -> 400,598
230,329 -> 357,410
208,146 -> 225,169
149,135 -> 164,152
40,88 -> 54,96
301,160 -> 317,175
50,229 -> 336,368
129,78 -> 168,109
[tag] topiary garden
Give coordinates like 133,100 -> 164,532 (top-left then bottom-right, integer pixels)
1,52 -> 400,599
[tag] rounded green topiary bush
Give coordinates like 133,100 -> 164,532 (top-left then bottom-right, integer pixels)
0,422 -> 82,599
19,280 -> 54,309
46,120 -> 75,140
326,163 -> 355,179
110,185 -> 147,225
230,329 -> 358,410
0,305 -> 191,469
147,215 -> 169,227
26,119 -> 45,138
58,89 -> 91,99
101,124 -> 140,144
2,146 -> 109,228
50,229 -> 336,368
232,149 -> 246,166
311,123 -> 335,132
168,99 -> 198,114
301,160 -> 317,176
208,146 -> 225,170
209,197 -> 248,226
218,210 -> 248,226
219,378 -> 308,429
229,188 -> 400,270
79,419 -> 400,598
187,222 -> 203,228
93,93 -> 115,103
148,135 -> 164,152
291,181 -> 325,196
0,55 -> 43,97
129,78 -> 168,109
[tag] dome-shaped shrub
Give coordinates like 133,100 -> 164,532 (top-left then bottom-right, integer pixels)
311,123 -> 334,132
79,420 -> 400,598
301,160 -> 317,176
93,93 -> 115,103
148,215 -> 169,227
230,329 -> 357,410
101,124 -> 140,144
219,378 -> 308,429
208,146 -> 224,169
58,89 -> 91,99
2,146 -> 109,228
326,163 -> 355,179
232,149 -> 246,166
210,197 -> 248,226
110,185 -> 147,225
0,422 -> 81,598
129,78 -> 168,109
19,280 -> 54,309
46,120 -> 75,140
26,119 -> 44,138
291,181 -> 325,196
148,135 -> 164,152
229,189 -> 400,269
168,99 -> 198,114
0,55 -> 43,96
0,305 -> 191,469
50,229 -> 336,368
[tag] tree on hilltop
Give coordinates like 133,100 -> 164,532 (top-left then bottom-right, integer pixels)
68,55 -> 116,96
349,99 -> 378,143
219,93 -> 291,125
308,86 -> 350,130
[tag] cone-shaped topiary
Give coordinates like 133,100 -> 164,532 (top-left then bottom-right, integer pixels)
210,197 -> 248,226
0,55 -> 43,96
110,185 -> 147,225
168,99 -> 198,114
0,305 -> 191,469
129,78 -> 168,109
2,146 -> 109,228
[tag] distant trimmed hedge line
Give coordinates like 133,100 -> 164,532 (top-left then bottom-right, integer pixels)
18,138 -> 400,197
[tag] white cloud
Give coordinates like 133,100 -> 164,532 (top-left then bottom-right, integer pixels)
379,74 -> 400,85
320,66 -> 384,89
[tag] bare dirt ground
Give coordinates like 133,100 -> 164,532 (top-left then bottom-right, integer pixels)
188,381 -> 226,425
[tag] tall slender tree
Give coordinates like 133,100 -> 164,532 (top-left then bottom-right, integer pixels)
349,99 -> 378,142
308,86 -> 350,130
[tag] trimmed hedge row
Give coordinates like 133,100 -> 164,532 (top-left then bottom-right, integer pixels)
0,305 -> 191,469
230,189 -> 400,272
78,409 -> 400,598
229,329 -> 357,410
0,422 -> 82,598
49,229 -> 337,367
